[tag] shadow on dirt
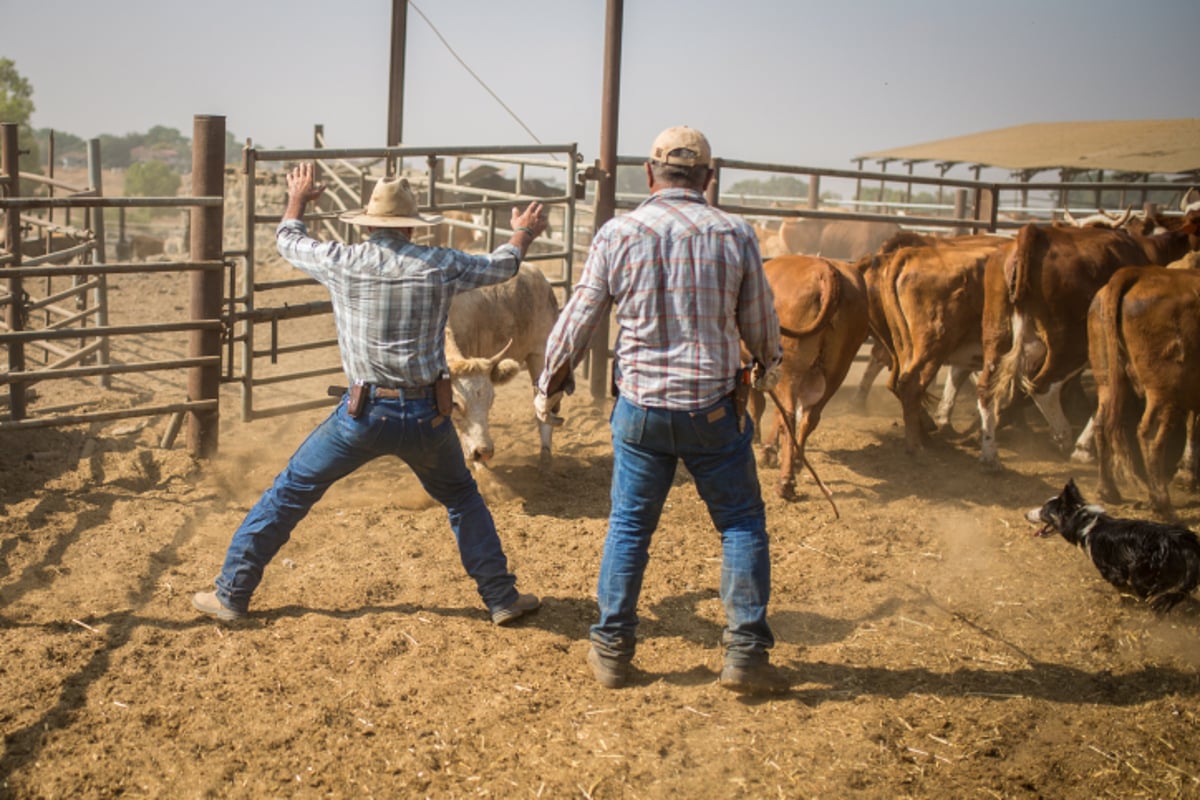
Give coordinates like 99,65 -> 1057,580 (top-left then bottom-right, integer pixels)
0,428 -> 90,511
825,432 -> 1074,509
785,658 -> 1200,708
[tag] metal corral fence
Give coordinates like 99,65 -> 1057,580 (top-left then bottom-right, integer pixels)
572,154 -> 1196,386
0,118 -> 227,456
227,137 -> 581,423
5,115 -> 1196,453
607,154 -> 1196,234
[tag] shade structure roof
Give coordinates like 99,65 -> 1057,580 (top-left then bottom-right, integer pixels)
857,119 -> 1200,176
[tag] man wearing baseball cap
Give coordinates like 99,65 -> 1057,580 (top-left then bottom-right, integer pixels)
535,126 -> 786,694
194,163 -> 547,628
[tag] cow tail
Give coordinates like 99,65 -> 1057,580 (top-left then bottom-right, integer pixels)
779,259 -> 841,339
990,314 -> 1024,413
989,226 -> 1041,413
878,249 -> 912,388
1005,224 -> 1038,306
1100,269 -> 1143,482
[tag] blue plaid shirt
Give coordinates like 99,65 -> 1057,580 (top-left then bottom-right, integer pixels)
540,188 -> 782,410
276,220 -> 522,387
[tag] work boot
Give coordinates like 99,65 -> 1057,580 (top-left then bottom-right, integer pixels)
492,593 -> 541,625
587,645 -> 630,689
719,659 -> 789,696
192,591 -> 245,621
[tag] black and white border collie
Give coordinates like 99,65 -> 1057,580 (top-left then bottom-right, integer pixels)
1026,479 -> 1200,612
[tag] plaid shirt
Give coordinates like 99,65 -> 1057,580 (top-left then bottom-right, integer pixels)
276,220 -> 522,387
540,188 -> 782,410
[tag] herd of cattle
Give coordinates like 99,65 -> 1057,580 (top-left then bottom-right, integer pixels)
441,189 -> 1200,517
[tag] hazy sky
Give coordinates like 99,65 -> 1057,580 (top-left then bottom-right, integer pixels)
4,0 -> 1199,177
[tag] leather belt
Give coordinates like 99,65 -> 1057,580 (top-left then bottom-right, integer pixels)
372,384 -> 434,401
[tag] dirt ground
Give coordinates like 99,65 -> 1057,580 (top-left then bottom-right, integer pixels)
3,189 -> 1200,798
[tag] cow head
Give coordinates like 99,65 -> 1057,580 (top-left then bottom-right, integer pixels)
446,339 -> 522,466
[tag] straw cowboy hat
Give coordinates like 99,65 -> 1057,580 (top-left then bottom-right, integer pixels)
339,177 -> 444,228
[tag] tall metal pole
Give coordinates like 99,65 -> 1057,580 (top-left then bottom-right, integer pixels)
188,115 -> 225,457
387,0 -> 408,147
589,0 -> 622,400
2,124 -> 26,419
86,138 -> 111,386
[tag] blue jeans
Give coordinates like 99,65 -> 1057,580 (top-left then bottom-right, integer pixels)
213,391 -> 519,615
591,394 -> 775,667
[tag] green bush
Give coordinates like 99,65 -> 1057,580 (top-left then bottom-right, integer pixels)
126,160 -> 181,198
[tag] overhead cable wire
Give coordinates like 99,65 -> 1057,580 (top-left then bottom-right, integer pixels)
408,1 -> 544,146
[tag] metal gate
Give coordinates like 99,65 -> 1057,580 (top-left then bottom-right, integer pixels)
227,139 -> 581,422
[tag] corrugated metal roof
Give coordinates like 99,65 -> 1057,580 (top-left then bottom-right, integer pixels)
858,119 -> 1200,175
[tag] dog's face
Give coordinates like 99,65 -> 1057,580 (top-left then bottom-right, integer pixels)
1025,479 -> 1089,544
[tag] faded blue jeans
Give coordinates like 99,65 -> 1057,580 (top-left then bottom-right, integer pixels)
212,389 -> 519,615
591,394 -> 775,667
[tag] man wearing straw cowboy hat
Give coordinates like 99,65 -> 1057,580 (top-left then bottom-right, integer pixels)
194,162 -> 547,626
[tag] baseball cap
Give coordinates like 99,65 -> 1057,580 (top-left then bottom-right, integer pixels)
649,126 -> 712,167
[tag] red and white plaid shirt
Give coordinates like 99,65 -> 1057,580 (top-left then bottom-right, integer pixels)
541,188 -> 781,410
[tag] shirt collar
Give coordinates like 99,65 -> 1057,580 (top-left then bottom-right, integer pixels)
640,187 -> 708,208
368,228 -> 412,245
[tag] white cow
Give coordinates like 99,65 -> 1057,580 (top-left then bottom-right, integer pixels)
445,264 -> 561,466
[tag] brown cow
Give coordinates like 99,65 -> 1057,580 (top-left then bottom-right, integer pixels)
779,216 -> 902,260
976,224 -> 1152,468
819,218 -> 904,260
1089,266 -> 1200,513
858,232 -> 1008,451
988,208 -> 1200,469
750,255 -> 869,500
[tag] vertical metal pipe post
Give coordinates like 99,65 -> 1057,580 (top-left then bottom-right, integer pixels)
387,0 -> 408,147
188,115 -> 225,457
589,0 -> 623,401
953,189 -> 967,236
87,138 -> 111,386
240,142 -> 256,422
2,124 -> 26,419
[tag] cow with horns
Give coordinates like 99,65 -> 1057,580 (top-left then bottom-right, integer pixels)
445,264 -> 561,466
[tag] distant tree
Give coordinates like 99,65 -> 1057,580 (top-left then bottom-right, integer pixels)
225,129 -> 242,165
857,186 -> 941,207
33,128 -> 87,168
98,133 -> 135,168
125,160 -> 181,198
726,175 -> 810,203
0,58 -> 42,180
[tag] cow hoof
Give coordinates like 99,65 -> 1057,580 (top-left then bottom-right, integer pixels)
761,446 -> 779,469
776,482 -> 798,502
979,456 -> 1002,473
1069,447 -> 1094,464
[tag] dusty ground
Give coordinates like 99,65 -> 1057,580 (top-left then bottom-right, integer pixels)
3,182 -> 1200,798
4,350 -> 1200,798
